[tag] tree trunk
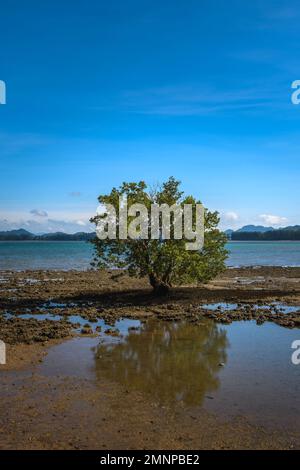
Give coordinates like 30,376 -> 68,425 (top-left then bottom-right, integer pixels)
149,273 -> 170,296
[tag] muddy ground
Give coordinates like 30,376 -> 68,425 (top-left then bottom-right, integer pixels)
0,267 -> 300,450
1,368 -> 298,450
0,267 -> 300,340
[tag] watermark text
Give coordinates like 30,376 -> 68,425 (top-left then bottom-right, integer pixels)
96,198 -> 204,251
0,340 -> 6,365
291,80 -> 300,104
291,340 -> 300,365
0,80 -> 6,104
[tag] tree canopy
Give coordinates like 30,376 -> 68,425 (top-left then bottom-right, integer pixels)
90,177 -> 228,294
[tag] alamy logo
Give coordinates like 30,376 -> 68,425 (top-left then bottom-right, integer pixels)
0,80 -> 6,104
291,340 -> 300,365
0,340 -> 6,365
95,197 -> 205,251
291,80 -> 300,105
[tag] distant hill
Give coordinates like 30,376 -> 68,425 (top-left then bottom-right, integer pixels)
0,229 -> 96,241
225,225 -> 276,240
236,225 -> 275,233
281,225 -> 300,232
0,229 -> 34,240
1,226 -> 300,242
230,225 -> 300,241
37,231 -> 96,241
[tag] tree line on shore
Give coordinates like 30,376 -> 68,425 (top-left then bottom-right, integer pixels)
2,225 -> 300,241
0,229 -> 96,241
231,227 -> 300,241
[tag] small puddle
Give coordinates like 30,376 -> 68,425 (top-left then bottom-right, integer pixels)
40,301 -> 78,309
234,276 -> 265,285
201,302 -> 300,315
24,278 -> 41,284
202,302 -> 239,311
4,311 -> 140,334
39,318 -> 142,377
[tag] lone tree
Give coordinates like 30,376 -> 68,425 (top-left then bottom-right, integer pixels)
90,177 -> 228,294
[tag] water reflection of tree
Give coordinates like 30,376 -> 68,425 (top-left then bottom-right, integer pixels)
94,320 -> 228,407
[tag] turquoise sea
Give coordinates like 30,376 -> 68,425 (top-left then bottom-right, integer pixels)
0,241 -> 300,270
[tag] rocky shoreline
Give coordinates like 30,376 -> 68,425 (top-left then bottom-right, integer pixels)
0,267 -> 300,346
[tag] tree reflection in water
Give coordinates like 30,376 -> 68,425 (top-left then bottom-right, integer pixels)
94,320 -> 228,407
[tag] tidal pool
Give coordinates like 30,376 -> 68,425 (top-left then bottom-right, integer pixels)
201,302 -> 300,314
4,311 -> 140,334
39,318 -> 300,432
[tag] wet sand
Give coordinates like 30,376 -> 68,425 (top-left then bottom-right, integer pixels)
1,365 -> 298,450
0,267 -> 300,449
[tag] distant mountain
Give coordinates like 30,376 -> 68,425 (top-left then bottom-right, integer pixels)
281,225 -> 300,232
2,226 -> 300,242
0,229 -> 96,241
231,225 -> 300,241
37,231 -> 96,241
224,226 -> 275,240
236,225 -> 275,233
224,229 -> 234,238
0,229 -> 34,240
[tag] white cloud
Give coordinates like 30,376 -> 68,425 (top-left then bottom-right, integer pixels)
76,220 -> 86,226
30,209 -> 48,217
223,211 -> 239,222
259,214 -> 288,226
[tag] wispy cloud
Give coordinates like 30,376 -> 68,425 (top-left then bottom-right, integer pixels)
0,133 -> 52,157
30,209 -> 48,217
100,82 -> 289,117
241,3 -> 300,32
263,5 -> 300,21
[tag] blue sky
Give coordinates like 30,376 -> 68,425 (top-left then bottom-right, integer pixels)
0,0 -> 300,232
